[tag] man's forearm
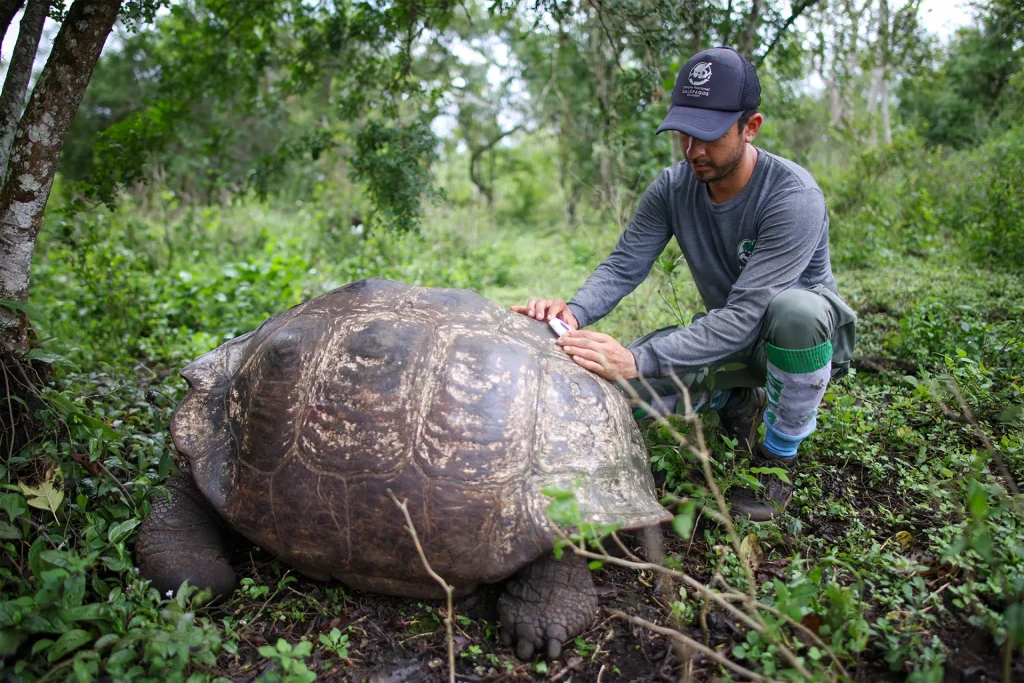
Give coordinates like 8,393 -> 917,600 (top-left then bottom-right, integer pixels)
569,171 -> 672,328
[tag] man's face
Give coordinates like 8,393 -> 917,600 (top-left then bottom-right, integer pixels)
678,124 -> 747,184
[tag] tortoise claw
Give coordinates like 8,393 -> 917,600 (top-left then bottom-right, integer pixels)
498,552 -> 598,661
546,638 -> 562,660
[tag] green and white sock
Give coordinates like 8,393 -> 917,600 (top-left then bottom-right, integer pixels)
762,341 -> 832,458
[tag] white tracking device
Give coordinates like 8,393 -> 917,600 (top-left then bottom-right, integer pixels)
549,318 -> 571,337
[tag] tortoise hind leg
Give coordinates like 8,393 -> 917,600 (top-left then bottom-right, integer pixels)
498,552 -> 598,660
136,470 -> 236,599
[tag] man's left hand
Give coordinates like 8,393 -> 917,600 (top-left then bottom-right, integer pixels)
556,330 -> 638,382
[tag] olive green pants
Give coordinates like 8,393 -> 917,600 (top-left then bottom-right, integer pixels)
626,285 -> 857,402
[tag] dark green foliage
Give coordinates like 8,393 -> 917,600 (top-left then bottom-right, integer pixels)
897,0 -> 1024,147
350,117 -> 439,232
824,125 -> 1024,269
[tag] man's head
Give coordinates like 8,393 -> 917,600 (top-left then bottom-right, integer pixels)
657,47 -> 763,184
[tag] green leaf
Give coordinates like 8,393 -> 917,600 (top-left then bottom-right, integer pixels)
1005,602 -> 1024,646
29,537 -> 46,579
751,467 -> 791,485
0,521 -> 21,540
93,634 -> 119,652
24,349 -> 80,371
671,500 -> 697,540
998,404 -> 1024,423
47,629 -> 93,662
293,640 -> 313,657
0,493 -> 28,522
545,497 -> 581,527
66,603 -> 106,623
967,479 -> 989,519
0,628 -> 28,657
587,560 -> 604,570
0,299 -> 49,326
39,550 -> 75,570
72,656 -> 93,683
107,519 -> 141,545
540,486 -> 577,502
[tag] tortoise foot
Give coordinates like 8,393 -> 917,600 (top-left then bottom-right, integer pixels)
498,552 -> 598,660
136,470 -> 236,599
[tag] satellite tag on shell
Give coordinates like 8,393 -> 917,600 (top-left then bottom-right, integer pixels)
549,318 -> 572,337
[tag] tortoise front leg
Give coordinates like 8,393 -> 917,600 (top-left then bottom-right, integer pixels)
498,552 -> 598,660
136,470 -> 236,599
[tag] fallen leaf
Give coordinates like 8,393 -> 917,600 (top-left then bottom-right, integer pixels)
70,453 -> 101,476
18,468 -> 64,520
894,530 -> 913,550
796,613 -> 824,646
740,533 -> 763,572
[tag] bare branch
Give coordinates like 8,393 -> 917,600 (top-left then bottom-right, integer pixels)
610,610 -> 774,683
756,0 -> 819,66
388,489 -> 456,683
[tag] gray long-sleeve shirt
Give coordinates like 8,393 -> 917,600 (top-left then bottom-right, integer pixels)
567,149 -> 842,378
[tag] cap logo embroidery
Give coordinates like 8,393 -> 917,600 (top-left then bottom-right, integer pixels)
688,62 -> 712,86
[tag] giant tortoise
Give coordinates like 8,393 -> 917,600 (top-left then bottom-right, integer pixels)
136,278 -> 669,659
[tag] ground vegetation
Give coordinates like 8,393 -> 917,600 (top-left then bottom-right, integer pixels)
1,0 -> 1023,680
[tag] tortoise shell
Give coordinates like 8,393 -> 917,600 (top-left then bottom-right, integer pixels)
170,278 -> 668,598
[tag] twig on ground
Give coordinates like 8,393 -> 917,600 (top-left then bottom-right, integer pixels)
609,376 -> 816,680
610,610 -> 775,683
388,489 -> 456,683
851,354 -> 922,374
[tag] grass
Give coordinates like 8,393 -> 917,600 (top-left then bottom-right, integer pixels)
1,193 -> 1022,681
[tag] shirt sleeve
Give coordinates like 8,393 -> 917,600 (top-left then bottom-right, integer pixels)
567,172 -> 672,328
629,187 -> 828,378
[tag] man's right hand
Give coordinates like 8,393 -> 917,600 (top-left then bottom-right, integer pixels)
510,298 -> 579,331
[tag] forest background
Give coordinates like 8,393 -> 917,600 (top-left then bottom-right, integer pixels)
0,0 -> 1023,681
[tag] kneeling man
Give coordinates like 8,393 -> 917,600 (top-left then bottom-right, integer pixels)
513,47 -> 856,522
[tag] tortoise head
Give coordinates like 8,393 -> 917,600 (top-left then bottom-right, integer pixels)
169,329 -> 256,511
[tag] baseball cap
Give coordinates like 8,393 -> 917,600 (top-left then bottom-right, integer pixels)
656,47 -> 761,141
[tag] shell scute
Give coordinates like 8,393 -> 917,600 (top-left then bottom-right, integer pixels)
299,315 -> 434,475
415,330 -> 538,484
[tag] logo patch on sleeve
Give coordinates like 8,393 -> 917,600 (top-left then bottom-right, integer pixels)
737,239 -> 756,269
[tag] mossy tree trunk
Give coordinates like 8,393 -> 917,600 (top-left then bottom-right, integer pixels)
0,0 -> 122,351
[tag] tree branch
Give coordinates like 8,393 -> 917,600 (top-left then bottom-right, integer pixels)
0,0 -> 49,182
0,0 -> 25,53
610,610 -> 775,683
388,490 -> 456,683
469,124 -> 522,206
756,0 -> 819,66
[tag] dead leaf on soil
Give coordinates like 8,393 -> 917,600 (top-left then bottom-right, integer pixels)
796,614 -> 824,646
894,530 -> 913,549
740,533 -> 763,572
18,466 -> 64,520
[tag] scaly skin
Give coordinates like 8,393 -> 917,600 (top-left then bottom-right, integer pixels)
136,470 -> 236,598
498,552 -> 598,660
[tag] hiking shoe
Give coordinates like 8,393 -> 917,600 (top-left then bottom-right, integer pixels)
719,388 -> 766,454
728,443 -> 797,522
